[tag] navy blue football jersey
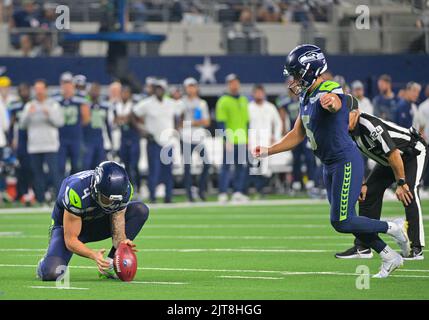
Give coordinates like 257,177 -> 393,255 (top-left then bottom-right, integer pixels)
52,94 -> 88,141
8,100 -> 28,155
52,170 -> 133,226
83,100 -> 111,144
299,80 -> 357,164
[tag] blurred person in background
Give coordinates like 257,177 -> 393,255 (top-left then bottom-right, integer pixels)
169,86 -> 183,101
107,81 -> 123,154
144,76 -> 156,97
8,83 -> 32,204
247,84 -> 282,198
351,80 -> 373,115
0,77 -> 11,203
277,83 -> 317,195
256,0 -> 282,22
419,84 -> 429,191
10,0 -> 39,29
133,76 -> 156,102
0,76 -> 17,109
53,72 -> 91,178
73,74 -> 89,99
394,82 -> 421,130
373,74 -> 397,121
0,0 -> 13,25
39,2 -> 56,29
82,82 -> 111,170
333,75 -> 349,94
114,85 -> 141,192
20,79 -> 63,205
216,74 -> 249,203
9,0 -> 40,55
181,77 -> 211,202
133,79 -> 183,203
18,33 -> 36,57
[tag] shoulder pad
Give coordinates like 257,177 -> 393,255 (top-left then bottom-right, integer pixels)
319,81 -> 342,93
73,96 -> 88,104
51,94 -> 62,102
8,101 -> 22,110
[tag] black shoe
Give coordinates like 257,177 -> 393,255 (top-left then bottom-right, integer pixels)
335,245 -> 373,259
403,247 -> 424,260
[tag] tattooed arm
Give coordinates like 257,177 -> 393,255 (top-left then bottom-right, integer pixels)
111,209 -> 127,248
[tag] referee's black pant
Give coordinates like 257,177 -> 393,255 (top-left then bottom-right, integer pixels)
355,141 -> 428,249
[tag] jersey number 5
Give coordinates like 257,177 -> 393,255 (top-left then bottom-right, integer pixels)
301,115 -> 317,150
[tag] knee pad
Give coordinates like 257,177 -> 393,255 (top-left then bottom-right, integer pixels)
37,256 -> 68,281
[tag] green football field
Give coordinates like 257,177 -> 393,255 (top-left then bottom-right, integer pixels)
0,199 -> 428,300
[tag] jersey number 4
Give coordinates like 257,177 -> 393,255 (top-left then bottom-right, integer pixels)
301,115 -> 318,150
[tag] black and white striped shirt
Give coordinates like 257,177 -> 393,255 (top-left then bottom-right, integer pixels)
350,112 -> 426,166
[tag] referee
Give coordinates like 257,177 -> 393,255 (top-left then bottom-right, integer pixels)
336,97 -> 428,260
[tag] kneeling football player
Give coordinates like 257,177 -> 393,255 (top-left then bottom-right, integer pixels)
37,161 -> 149,281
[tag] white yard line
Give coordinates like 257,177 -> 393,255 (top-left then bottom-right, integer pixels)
143,248 -> 331,253
147,224 -> 327,229
131,281 -> 188,285
0,234 -> 354,240
217,275 -> 284,280
0,232 -> 23,236
0,248 -> 331,253
29,286 -> 89,290
0,199 -> 328,215
2,264 -> 428,279
0,198 -> 416,215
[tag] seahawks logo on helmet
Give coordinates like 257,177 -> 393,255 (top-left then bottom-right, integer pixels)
94,166 -> 103,184
298,51 -> 325,65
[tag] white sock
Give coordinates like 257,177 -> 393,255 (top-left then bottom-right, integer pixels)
386,221 -> 398,235
380,245 -> 397,260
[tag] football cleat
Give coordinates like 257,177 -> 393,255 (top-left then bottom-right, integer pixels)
335,246 -> 373,259
373,251 -> 403,278
98,258 -> 118,280
403,247 -> 424,261
387,218 -> 411,257
218,193 -> 228,203
231,192 -> 249,203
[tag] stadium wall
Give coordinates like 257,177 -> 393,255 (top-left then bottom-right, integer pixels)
0,54 -> 428,97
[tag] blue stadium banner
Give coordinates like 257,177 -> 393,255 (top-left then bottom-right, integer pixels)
0,55 -> 428,87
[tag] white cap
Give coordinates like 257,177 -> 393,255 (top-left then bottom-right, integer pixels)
60,72 -> 73,83
351,80 -> 364,90
225,73 -> 239,83
154,78 -> 168,90
183,77 -> 198,87
145,76 -> 156,86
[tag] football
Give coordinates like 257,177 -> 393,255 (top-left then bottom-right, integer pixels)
114,243 -> 138,282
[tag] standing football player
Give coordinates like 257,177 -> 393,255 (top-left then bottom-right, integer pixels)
8,83 -> 33,204
53,72 -> 91,178
82,82 -> 111,170
37,161 -> 149,281
253,44 -> 410,278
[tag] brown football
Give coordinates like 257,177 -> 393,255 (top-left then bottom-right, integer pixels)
114,243 -> 137,282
